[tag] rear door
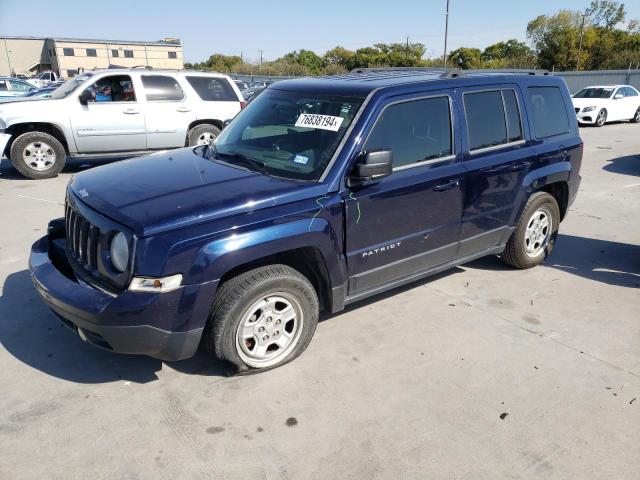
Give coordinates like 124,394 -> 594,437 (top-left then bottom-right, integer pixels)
70,73 -> 146,153
622,87 -> 639,119
140,74 -> 194,149
459,86 -> 535,256
344,90 -> 464,294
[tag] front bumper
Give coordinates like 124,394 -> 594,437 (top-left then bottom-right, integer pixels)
29,220 -> 218,361
0,132 -> 11,156
576,113 -> 596,124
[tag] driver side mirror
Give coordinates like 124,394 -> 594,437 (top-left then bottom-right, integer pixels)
78,89 -> 91,106
222,119 -> 232,130
349,150 -> 393,187
614,93 -> 624,100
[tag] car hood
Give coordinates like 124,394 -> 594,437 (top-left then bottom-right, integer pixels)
0,97 -> 65,122
69,147 -> 327,237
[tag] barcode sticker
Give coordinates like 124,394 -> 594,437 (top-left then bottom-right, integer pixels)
294,114 -> 344,132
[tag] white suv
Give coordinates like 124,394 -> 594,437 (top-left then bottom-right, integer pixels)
0,69 -> 244,179
572,85 -> 640,127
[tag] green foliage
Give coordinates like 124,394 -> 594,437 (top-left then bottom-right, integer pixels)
448,47 -> 482,69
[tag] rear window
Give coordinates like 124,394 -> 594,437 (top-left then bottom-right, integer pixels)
528,87 -> 570,139
464,89 -> 523,151
186,76 -> 238,101
141,75 -> 184,101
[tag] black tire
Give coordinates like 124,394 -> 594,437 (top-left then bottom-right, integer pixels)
187,124 -> 221,147
595,109 -> 607,127
9,131 -> 66,179
501,192 -> 560,269
631,107 -> 640,123
204,264 -> 319,373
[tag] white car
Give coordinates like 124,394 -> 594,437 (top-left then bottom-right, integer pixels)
0,69 -> 244,179
572,85 -> 640,126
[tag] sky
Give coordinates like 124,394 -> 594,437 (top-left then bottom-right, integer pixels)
1,0 -> 639,63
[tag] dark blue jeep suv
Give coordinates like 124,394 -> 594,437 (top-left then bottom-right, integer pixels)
29,69 -> 582,372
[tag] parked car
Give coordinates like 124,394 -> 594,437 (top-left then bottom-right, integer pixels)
29,69 -> 582,373
241,86 -> 265,103
28,70 -> 60,88
0,77 -> 36,98
572,85 -> 640,126
250,80 -> 273,88
0,69 -> 244,179
234,80 -> 249,90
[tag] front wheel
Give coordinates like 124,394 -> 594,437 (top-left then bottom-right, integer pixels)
204,265 -> 319,372
501,192 -> 560,269
9,131 -> 66,179
187,124 -> 221,147
595,109 -> 607,127
630,107 -> 640,123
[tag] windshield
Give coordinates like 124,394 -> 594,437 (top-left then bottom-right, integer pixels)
574,87 -> 614,99
211,89 -> 364,181
49,73 -> 94,99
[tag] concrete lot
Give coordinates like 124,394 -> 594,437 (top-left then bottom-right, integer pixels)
0,124 -> 638,479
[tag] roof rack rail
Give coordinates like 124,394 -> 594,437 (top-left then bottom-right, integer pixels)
350,67 -> 549,76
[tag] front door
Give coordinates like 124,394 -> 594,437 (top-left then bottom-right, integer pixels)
70,74 -> 146,153
140,74 -> 194,149
344,92 -> 464,295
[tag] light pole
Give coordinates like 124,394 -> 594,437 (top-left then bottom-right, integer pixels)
576,13 -> 587,71
443,0 -> 451,68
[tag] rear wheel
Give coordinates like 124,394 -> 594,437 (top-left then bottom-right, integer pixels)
204,265 -> 319,372
631,107 -> 640,123
187,124 -> 221,147
595,109 -> 607,127
9,131 -> 66,179
501,192 -> 560,269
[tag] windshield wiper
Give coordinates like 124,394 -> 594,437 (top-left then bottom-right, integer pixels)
215,151 -> 269,175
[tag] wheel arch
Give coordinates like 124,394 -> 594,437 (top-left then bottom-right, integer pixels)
185,120 -> 224,146
4,122 -> 71,157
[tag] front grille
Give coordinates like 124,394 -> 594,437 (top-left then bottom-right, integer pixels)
65,201 -> 100,270
575,107 -> 581,114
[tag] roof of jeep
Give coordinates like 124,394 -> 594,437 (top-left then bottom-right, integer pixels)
270,69 -> 558,97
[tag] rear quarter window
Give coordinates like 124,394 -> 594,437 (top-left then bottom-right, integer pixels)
527,86 -> 570,139
186,76 -> 239,101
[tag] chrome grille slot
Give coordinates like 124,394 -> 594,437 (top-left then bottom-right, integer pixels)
65,200 -> 101,269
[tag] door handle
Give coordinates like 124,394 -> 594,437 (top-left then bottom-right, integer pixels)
123,108 -> 140,115
176,107 -> 191,113
510,161 -> 532,172
433,179 -> 460,192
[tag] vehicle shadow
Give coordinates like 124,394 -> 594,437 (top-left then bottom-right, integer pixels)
466,234 -> 640,288
0,269 -> 232,384
602,154 -> 640,177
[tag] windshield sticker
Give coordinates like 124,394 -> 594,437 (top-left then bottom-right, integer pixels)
293,154 -> 309,165
295,114 -> 344,132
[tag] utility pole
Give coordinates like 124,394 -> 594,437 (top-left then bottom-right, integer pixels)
576,13 -> 586,71
3,38 -> 14,76
406,36 -> 409,61
443,0 -> 450,68
259,50 -> 263,71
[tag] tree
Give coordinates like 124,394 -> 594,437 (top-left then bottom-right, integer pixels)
586,0 -> 626,29
448,47 -> 482,69
527,10 -> 584,70
481,39 -> 534,62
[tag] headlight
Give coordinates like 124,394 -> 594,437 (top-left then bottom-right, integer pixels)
109,232 -> 129,272
582,106 -> 597,112
129,274 -> 183,293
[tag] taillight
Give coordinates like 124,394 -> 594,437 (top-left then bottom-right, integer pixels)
240,101 -> 246,109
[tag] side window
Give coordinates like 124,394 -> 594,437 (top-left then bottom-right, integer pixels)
463,90 -> 522,151
84,75 -> 136,102
186,76 -> 239,101
168,51 -> 177,59
624,87 -> 638,97
141,75 -> 184,101
9,80 -> 32,92
527,87 -> 570,139
111,49 -> 119,58
502,90 -> 523,142
124,50 -> 134,58
363,96 -> 453,169
86,48 -> 97,57
0,80 -> 8,91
